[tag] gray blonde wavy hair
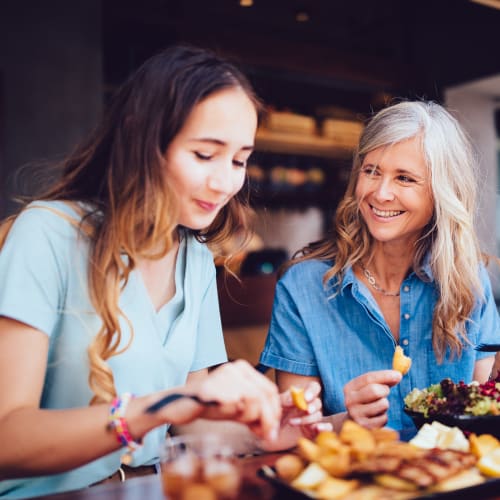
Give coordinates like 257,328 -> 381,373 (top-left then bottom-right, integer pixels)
287,100 -> 484,361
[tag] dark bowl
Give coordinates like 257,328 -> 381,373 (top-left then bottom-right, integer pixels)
404,408 -> 500,439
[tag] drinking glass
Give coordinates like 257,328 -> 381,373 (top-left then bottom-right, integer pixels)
160,434 -> 241,499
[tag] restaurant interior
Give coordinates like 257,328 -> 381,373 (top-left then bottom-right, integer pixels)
2,0 -> 500,368
2,1 -> 500,499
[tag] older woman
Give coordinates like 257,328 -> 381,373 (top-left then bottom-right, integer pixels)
260,100 -> 500,440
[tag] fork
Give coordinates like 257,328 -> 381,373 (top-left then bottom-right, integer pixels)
145,363 -> 271,413
145,393 -> 218,414
474,343 -> 500,352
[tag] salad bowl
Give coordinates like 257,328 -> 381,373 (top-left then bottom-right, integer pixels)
404,376 -> 500,438
404,408 -> 500,439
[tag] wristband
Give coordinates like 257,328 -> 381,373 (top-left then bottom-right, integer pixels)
107,392 -> 142,464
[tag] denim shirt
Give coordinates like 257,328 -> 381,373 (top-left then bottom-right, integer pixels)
260,258 -> 500,439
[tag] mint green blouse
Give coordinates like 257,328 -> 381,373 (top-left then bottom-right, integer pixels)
0,201 -> 227,498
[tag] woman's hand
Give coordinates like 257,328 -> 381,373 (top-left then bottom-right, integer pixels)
343,370 -> 401,429
492,353 -> 500,380
282,381 -> 332,438
258,380 -> 332,452
185,360 -> 282,442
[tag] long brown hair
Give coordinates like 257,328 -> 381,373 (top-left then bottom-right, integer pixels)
1,45 -> 262,403
285,101 -> 485,362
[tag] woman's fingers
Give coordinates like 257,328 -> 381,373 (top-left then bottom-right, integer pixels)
195,360 -> 281,440
347,397 -> 389,420
344,382 -> 391,407
351,412 -> 389,429
346,370 -> 402,392
282,381 -> 329,440
281,380 -> 322,411
344,370 -> 400,407
231,360 -> 281,438
343,370 -> 398,429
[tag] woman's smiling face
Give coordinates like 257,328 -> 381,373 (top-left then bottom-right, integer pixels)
355,136 -> 434,247
164,86 -> 257,230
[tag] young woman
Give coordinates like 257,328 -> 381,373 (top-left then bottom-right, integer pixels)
0,45 -> 324,498
260,100 -> 500,441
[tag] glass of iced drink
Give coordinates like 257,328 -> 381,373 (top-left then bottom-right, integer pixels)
160,434 -> 241,500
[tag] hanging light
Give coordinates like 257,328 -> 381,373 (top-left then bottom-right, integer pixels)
470,0 -> 500,9
295,10 -> 310,22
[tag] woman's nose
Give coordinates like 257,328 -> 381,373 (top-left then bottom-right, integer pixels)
374,177 -> 395,201
207,161 -> 234,194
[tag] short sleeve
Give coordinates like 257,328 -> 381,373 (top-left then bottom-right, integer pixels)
189,253 -> 227,370
0,207 -> 67,335
474,264 -> 500,360
260,269 -> 319,376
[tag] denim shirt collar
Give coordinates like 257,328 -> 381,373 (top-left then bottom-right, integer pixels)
419,252 -> 434,281
338,252 -> 434,294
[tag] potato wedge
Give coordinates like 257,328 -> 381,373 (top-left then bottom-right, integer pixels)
316,445 -> 351,477
315,476 -> 359,499
392,346 -> 411,375
274,454 -> 304,482
469,433 -> 500,458
297,437 -> 322,462
339,420 -> 376,458
291,462 -> 329,490
370,427 -> 399,443
290,385 -> 308,411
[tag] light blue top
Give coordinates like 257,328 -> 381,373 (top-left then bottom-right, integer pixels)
260,258 -> 500,440
0,201 -> 227,498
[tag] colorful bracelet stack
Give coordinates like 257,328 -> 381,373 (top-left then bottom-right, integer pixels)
107,392 -> 142,465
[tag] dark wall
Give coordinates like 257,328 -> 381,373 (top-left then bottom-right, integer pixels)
0,0 -> 103,217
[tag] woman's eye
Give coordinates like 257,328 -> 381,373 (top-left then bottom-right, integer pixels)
194,151 -> 212,161
233,159 -> 247,168
398,175 -> 415,183
362,165 -> 378,176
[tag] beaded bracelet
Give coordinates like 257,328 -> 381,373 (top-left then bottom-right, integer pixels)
107,392 -> 142,465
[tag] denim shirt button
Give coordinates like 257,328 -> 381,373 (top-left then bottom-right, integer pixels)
403,285 -> 410,292
403,313 -> 410,320
402,339 -> 409,346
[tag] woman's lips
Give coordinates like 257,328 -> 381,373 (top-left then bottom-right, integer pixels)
195,200 -> 220,212
370,205 -> 403,218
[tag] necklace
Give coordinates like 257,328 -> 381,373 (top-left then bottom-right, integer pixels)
360,263 -> 400,297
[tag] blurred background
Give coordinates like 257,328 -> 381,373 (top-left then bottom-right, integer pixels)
1,0 -> 500,364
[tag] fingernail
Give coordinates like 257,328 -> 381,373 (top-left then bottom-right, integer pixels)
304,391 -> 313,401
318,423 -> 333,431
268,427 -> 279,441
289,418 -> 301,425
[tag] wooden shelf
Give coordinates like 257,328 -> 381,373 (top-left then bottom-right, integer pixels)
255,128 -> 354,159
250,189 -> 343,210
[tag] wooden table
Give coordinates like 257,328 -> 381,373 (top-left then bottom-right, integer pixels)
28,452 -> 500,500
32,453 -> 281,500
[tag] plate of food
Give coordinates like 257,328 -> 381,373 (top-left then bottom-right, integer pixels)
258,420 -> 500,499
404,375 -> 500,439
